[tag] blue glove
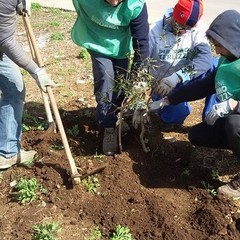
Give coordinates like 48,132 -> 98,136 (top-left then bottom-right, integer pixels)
205,99 -> 233,125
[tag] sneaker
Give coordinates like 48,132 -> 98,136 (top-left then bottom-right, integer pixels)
102,128 -> 117,156
218,177 -> 240,200
0,150 -> 37,170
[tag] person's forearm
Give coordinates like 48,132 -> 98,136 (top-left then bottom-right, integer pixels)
130,3 -> 149,68
167,70 -> 216,105
229,99 -> 240,113
0,36 -> 38,73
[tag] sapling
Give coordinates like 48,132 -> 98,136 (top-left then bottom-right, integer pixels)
113,61 -> 153,153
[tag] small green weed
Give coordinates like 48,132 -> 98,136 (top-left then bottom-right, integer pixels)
211,169 -> 219,180
61,91 -> 73,97
67,124 -> 79,137
83,109 -> 93,117
49,145 -> 64,150
110,225 -> 133,240
66,124 -> 79,137
201,181 -> 217,197
22,111 -> 47,132
82,176 -> 100,193
49,20 -> 60,27
31,3 -> 42,11
85,226 -> 102,240
180,169 -> 190,177
50,32 -> 64,41
16,178 -> 38,204
93,153 -> 106,160
32,222 -> 61,240
78,48 -> 90,60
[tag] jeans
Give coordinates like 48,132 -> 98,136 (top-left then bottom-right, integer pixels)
88,50 -> 129,129
0,54 -> 25,158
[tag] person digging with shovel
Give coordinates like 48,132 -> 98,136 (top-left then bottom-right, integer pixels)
0,0 -> 56,169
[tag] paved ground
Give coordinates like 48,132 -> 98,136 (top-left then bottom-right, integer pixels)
33,0 -> 240,24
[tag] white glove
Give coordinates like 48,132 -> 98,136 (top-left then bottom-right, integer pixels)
148,97 -> 169,111
155,73 -> 181,96
205,99 -> 233,125
16,0 -> 31,15
132,109 -> 148,129
31,67 -> 56,92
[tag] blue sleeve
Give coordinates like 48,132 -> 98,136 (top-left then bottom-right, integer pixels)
168,69 -> 217,105
130,3 -> 149,70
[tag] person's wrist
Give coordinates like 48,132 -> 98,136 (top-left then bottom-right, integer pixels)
229,99 -> 238,112
163,96 -> 170,105
175,73 -> 182,83
235,101 -> 240,113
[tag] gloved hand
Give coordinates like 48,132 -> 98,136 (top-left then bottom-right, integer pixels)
205,99 -> 234,125
16,0 -> 31,15
132,109 -> 148,129
154,73 -> 181,96
31,67 -> 56,92
148,97 -> 170,111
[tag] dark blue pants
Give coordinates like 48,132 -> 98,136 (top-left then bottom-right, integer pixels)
88,50 -> 129,129
188,114 -> 240,158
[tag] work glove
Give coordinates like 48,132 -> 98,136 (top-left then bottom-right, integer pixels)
16,0 -> 32,15
154,73 -> 181,96
205,99 -> 234,126
148,97 -> 169,111
31,67 -> 56,92
132,108 -> 149,129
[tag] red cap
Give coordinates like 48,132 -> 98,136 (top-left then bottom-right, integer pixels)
173,0 -> 203,27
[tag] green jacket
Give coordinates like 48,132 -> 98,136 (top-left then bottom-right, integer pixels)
215,57 -> 240,101
71,0 -> 145,59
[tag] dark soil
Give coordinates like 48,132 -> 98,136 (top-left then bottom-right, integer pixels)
1,6 -> 240,240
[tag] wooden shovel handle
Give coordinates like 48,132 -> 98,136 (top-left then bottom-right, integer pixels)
23,14 -> 55,130
22,14 -> 81,185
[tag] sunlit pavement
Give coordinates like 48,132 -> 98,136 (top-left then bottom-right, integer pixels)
33,0 -> 240,25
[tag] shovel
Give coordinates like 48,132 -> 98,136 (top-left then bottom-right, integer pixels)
22,14 -> 81,185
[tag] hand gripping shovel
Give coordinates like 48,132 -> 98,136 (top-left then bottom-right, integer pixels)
22,14 -> 81,185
